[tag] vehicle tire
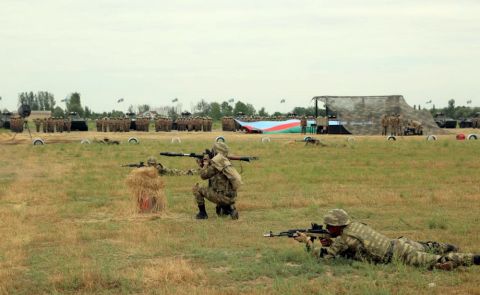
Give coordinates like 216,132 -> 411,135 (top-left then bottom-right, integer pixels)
128,137 -> 139,144
304,136 -> 313,142
426,135 -> 437,141
261,137 -> 271,143
215,136 -> 225,143
32,138 -> 45,146
346,136 -> 355,142
80,139 -> 91,144
387,136 -> 396,141
467,134 -> 478,140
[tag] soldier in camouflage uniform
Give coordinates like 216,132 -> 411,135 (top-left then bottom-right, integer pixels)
192,142 -> 241,220
146,157 -> 197,176
33,118 -> 42,132
295,209 -> 479,270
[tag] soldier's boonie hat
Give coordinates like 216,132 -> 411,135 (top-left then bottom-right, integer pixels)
147,156 -> 157,165
323,209 -> 351,226
212,142 -> 229,156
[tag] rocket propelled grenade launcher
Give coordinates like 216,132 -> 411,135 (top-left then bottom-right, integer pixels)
160,151 -> 258,162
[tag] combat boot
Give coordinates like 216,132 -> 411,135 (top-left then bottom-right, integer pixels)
474,255 -> 480,265
196,204 -> 208,219
230,206 -> 239,220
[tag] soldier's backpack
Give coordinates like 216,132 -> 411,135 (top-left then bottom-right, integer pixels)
211,155 -> 243,190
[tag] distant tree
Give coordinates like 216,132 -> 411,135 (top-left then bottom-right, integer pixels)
272,111 -> 283,117
258,107 -> 268,117
84,106 -> 92,118
52,106 -> 65,117
220,101 -> 233,116
138,104 -> 150,114
209,102 -> 222,120
445,99 -> 455,117
233,101 -> 255,116
66,92 -> 84,116
127,104 -> 134,113
193,99 -> 211,116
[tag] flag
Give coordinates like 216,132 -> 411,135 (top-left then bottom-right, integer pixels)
60,99 -> 67,102
426,100 -> 432,104
280,99 -> 285,103
117,98 -> 124,103
172,98 -> 178,103
467,100 -> 472,104
228,98 -> 234,103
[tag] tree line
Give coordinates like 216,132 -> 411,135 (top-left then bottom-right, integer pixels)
4,92 -> 479,120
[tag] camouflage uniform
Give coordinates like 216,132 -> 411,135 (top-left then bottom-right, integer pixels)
33,118 -> 41,132
299,209 -> 478,270
192,142 -> 241,219
147,157 -> 197,176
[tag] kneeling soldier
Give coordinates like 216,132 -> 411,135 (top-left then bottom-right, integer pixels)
192,142 -> 242,220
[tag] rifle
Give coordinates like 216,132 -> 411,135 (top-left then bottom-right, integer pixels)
121,161 -> 146,168
160,150 -> 258,162
294,137 -> 326,146
263,223 -> 331,241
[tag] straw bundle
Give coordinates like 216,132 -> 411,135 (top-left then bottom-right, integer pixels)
125,167 -> 166,213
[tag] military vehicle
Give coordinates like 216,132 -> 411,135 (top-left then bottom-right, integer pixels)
0,111 -> 12,129
434,113 -> 457,128
68,112 -> 88,131
458,117 -> 473,128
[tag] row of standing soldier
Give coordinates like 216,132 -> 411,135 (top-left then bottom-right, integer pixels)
31,117 -> 72,133
95,116 -> 213,132
176,117 -> 213,132
381,114 -> 422,136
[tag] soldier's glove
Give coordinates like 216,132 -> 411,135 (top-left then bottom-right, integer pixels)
294,232 -> 313,251
320,238 -> 332,247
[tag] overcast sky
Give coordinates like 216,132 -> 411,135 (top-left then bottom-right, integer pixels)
1,0 -> 479,113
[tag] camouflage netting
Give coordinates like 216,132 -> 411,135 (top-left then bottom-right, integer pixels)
126,167 -> 166,213
314,95 -> 449,135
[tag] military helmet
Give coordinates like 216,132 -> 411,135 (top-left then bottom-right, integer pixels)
147,156 -> 157,166
323,209 -> 351,226
212,142 -> 229,156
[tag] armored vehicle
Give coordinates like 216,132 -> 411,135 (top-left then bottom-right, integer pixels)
69,112 -> 88,131
459,117 -> 473,128
434,113 -> 457,128
0,111 -> 12,129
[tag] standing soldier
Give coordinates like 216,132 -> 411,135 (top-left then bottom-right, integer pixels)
300,116 -> 307,134
33,118 -> 41,132
42,118 -> 47,133
96,119 -> 102,132
192,142 -> 242,220
65,117 -> 72,133
381,114 -> 388,136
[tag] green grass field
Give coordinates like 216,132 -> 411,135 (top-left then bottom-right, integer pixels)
0,132 -> 479,294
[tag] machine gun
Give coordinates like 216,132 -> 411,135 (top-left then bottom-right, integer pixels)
160,150 -> 258,162
263,223 -> 331,241
121,162 -> 146,168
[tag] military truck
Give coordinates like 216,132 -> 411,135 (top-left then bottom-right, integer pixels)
69,112 -> 88,131
434,113 -> 457,128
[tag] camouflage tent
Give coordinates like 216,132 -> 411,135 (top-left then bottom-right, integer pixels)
312,95 -> 448,135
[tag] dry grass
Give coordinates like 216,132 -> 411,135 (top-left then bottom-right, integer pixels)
0,129 -> 479,294
126,167 -> 167,213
